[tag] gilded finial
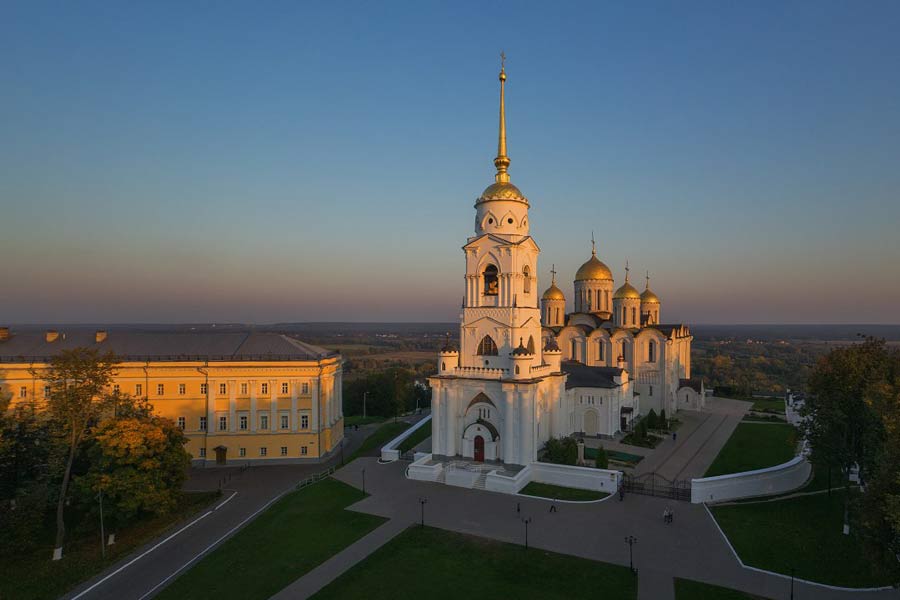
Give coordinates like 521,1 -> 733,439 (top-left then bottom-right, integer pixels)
625,260 -> 630,282
493,51 -> 510,183
591,232 -> 596,256
550,264 -> 557,285
645,271 -> 650,289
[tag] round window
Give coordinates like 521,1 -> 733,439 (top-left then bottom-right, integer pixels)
507,218 -> 514,224
488,218 -> 494,224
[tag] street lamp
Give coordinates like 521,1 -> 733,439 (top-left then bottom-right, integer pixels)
790,567 -> 795,600
521,516 -> 532,549
419,497 -> 427,527
363,391 -> 368,419
361,467 -> 366,496
98,481 -> 106,559
624,535 -> 638,574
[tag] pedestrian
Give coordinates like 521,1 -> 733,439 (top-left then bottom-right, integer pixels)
516,502 -> 521,514
550,502 -> 557,513
619,485 -> 625,501
663,506 -> 670,524
672,431 -> 677,442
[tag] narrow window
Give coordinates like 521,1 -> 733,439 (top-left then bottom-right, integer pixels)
523,266 -> 531,293
218,416 -> 227,431
19,386 -> 27,398
281,382 -> 289,395
239,415 -> 248,430
302,382 -> 310,394
260,447 -> 267,457
515,365 -> 520,374
281,415 -> 289,429
648,340 -> 656,362
112,384 -> 119,395
301,446 -> 308,456
199,447 -> 206,458
200,383 -> 208,395
178,416 -> 185,430
476,335 -> 498,356
632,307 -> 637,325
44,385 -> 51,397
178,383 -> 186,395
483,264 -> 499,296
280,446 -> 288,456
260,414 -> 269,430
136,383 -> 143,396
200,416 -> 207,431
598,340 -> 604,361
157,384 -> 164,395
239,447 -> 246,457
649,385 -> 654,396
240,382 -> 248,395
571,339 -> 578,360
219,383 -> 227,395
261,382 -> 269,395
301,414 -> 309,429
441,361 -> 446,370
527,335 -> 535,354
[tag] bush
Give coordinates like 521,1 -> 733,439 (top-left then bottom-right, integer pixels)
637,419 -> 648,440
595,445 -> 609,469
543,436 -> 578,465
645,409 -> 658,430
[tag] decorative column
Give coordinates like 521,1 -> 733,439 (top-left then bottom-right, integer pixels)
431,384 -> 442,456
250,380 -> 257,432
335,371 -> 343,419
446,387 -> 457,456
228,380 -> 236,432
312,378 -> 320,432
269,379 -> 277,431
207,379 -> 217,434
290,379 -> 299,431
503,385 -> 515,463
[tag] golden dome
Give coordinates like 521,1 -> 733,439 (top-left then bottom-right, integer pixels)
641,288 -> 660,304
542,283 -> 565,301
614,281 -> 641,300
575,255 -> 613,281
478,181 -> 528,204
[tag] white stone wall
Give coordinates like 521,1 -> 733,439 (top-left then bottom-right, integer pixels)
690,455 -> 811,504
530,462 -> 621,494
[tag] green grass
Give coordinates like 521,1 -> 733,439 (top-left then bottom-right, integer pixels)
750,398 -> 786,414
674,578 -> 770,599
741,414 -> 786,423
157,478 -> 386,600
397,422 -> 431,453
519,482 -> 609,501
343,415 -> 387,427
712,491 -> 896,587
704,423 -> 797,477
1,491 -> 220,600
313,526 -> 637,599
345,420 -> 411,464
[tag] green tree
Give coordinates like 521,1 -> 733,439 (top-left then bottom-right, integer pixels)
543,436 -> 578,465
595,444 -> 609,469
44,348 -> 118,560
75,414 -> 190,532
645,409 -> 658,430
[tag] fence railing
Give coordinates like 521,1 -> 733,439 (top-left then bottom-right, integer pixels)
296,465 -> 336,490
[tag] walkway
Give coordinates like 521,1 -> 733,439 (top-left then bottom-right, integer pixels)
62,419 -> 411,600
294,457 -> 895,600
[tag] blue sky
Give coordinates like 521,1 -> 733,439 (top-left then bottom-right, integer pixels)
2,1 -> 898,324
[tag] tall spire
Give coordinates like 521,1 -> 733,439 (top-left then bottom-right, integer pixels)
493,51 -> 510,183
591,232 -> 596,256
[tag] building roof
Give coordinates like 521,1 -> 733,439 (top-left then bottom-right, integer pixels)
562,360 -> 624,389
0,330 -> 336,363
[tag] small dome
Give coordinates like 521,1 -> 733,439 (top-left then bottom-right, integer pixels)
511,338 -> 533,356
575,254 -> 613,281
542,283 -> 565,301
543,337 -> 561,352
614,281 -> 641,300
478,181 -> 528,204
641,288 -> 660,304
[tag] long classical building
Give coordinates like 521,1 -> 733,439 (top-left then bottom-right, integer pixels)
0,327 -> 344,465
429,62 -> 703,466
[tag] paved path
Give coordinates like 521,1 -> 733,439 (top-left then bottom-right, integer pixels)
307,457 -> 895,600
62,418 -> 416,600
270,518 -> 410,599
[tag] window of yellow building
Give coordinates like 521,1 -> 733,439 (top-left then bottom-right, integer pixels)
261,382 -> 269,395
281,382 -> 289,395
260,447 -> 267,457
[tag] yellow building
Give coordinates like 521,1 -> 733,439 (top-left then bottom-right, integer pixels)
0,327 -> 344,466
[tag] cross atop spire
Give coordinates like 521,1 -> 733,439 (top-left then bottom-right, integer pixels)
550,264 -> 557,285
645,271 -> 651,289
493,51 -> 510,183
591,232 -> 596,256
625,260 -> 630,282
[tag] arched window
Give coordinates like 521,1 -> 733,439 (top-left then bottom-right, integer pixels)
571,339 -> 578,361
596,290 -> 601,310
631,307 -> 637,325
555,308 -> 560,323
648,340 -> 656,362
523,266 -> 531,293
527,335 -> 535,354
598,340 -> 604,361
441,361 -> 446,370
477,335 -> 498,356
483,264 -> 499,296
515,365 -> 520,374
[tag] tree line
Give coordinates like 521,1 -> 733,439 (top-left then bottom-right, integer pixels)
0,348 -> 191,561
802,337 -> 900,571
342,367 -> 432,419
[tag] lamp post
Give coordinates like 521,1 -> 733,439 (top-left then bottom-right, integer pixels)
790,567 -> 795,600
419,497 -> 427,527
624,535 -> 637,574
521,517 -> 532,549
361,467 -> 366,496
363,391 -> 368,419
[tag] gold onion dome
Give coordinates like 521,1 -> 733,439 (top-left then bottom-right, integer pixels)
575,240 -> 613,281
542,264 -> 566,300
479,181 -> 528,203
614,262 -> 641,299
641,272 -> 660,304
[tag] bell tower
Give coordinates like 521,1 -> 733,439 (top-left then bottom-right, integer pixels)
459,57 -> 543,375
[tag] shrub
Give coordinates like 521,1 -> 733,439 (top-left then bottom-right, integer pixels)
543,436 -> 578,465
637,419 -> 648,439
646,409 -> 658,430
595,445 -> 609,469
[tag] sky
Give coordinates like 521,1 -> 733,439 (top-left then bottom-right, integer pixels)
1,1 -> 899,325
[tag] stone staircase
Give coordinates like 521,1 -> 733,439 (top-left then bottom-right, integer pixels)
473,472 -> 488,490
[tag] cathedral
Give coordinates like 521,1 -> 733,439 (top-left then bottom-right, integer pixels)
429,62 -> 702,467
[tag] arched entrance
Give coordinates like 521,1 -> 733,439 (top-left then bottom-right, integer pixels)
584,410 -> 599,436
474,436 -> 485,462
214,445 -> 227,465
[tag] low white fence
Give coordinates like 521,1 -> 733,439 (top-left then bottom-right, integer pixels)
380,414 -> 432,462
407,454 -> 442,482
530,462 -> 621,494
691,455 -> 811,504
485,466 -> 531,494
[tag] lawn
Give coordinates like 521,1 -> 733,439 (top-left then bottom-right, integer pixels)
741,414 -> 785,423
519,482 -> 609,501
711,491 -> 896,587
2,491 -> 220,600
674,578 -> 770,599
313,526 -> 637,599
704,423 -> 797,477
157,478 -> 386,600
345,420 -> 411,464
343,415 -> 387,427
397,422 -> 431,453
750,398 -> 785,414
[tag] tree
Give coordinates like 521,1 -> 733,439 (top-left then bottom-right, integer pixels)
660,409 -> 667,431
645,409 -> 658,430
44,348 -> 118,560
543,436 -> 578,465
595,444 -> 609,469
75,414 -> 190,532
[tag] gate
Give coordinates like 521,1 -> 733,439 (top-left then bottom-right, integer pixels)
623,472 -> 691,502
